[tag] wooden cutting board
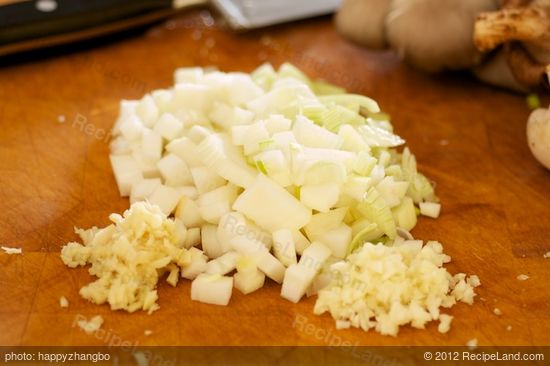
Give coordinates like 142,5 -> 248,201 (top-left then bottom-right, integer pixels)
0,8 -> 549,349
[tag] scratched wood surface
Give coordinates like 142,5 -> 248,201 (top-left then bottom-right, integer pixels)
0,8 -> 549,349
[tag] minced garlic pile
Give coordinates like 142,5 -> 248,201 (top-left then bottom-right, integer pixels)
61,202 -> 190,313
314,240 -> 480,336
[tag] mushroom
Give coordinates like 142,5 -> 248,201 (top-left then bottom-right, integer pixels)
385,0 -> 499,72
472,0 -> 550,91
335,0 -> 550,92
335,0 -> 392,49
335,0 -> 499,73
527,106 -> 550,169
472,47 -> 530,92
473,42 -> 550,92
474,4 -> 550,53
472,1 -> 550,90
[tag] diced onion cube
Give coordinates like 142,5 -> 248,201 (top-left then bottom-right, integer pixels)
300,183 -> 340,212
272,229 -> 297,267
152,89 -> 173,112
176,197 -> 205,228
419,202 -> 441,218
119,115 -> 144,141
298,242 -> 332,271
183,227 -> 201,249
130,178 -> 161,204
174,67 -> 203,84
191,167 -> 227,195
291,230 -> 311,255
255,250 -> 286,284
154,113 -> 183,140
157,154 -> 193,186
201,224 -> 230,259
147,185 -> 182,215
197,185 -> 238,224
181,248 -> 207,279
392,197 -> 417,231
136,95 -> 159,128
166,137 -> 203,168
191,274 -> 233,306
233,174 -> 311,232
205,251 -> 240,275
315,224 -> 352,259
280,264 -> 317,303
234,269 -> 265,295
110,155 -> 143,197
141,129 -> 163,162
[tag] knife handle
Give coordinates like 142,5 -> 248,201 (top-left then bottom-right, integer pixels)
0,0 -> 174,46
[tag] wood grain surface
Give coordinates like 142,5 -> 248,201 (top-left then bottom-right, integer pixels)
0,8 -> 549,349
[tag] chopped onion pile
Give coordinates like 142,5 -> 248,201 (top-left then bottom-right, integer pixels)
61,63 -> 477,336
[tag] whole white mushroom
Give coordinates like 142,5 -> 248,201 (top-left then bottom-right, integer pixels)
527,107 -> 550,169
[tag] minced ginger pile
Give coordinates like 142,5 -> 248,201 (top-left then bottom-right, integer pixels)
61,202 -> 191,314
